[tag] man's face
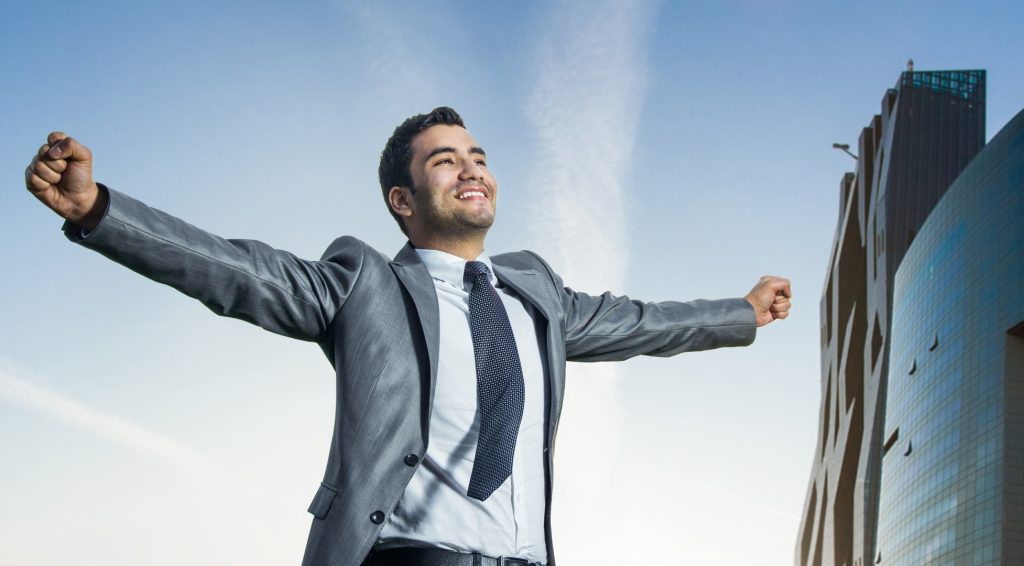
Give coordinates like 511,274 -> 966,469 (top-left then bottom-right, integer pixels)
405,124 -> 497,238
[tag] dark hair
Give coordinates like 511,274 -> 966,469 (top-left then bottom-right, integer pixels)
378,107 -> 466,235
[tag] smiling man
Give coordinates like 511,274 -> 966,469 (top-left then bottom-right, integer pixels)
381,114 -> 497,259
24,106 -> 791,566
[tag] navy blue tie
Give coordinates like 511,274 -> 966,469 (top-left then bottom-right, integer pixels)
464,261 -> 525,501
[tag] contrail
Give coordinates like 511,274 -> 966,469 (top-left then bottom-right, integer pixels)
524,0 -> 657,287
0,367 -> 220,476
522,0 -> 658,562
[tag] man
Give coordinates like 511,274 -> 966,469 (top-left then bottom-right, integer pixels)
24,107 -> 791,566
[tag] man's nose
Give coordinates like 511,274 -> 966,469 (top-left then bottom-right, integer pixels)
459,158 -> 485,180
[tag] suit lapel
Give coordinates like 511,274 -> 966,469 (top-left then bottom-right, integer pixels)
391,243 -> 441,424
490,264 -> 557,324
491,260 -> 566,464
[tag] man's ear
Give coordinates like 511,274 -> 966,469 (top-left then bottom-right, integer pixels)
388,186 -> 414,219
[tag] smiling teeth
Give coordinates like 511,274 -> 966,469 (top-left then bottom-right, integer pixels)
459,191 -> 485,199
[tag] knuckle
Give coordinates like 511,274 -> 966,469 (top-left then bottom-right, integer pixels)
35,161 -> 57,178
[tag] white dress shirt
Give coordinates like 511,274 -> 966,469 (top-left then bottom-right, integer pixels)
377,248 -> 547,563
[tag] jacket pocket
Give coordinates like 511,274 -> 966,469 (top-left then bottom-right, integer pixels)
307,482 -> 338,519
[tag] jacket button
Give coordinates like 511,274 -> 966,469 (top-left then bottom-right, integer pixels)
404,454 -> 419,466
370,511 -> 385,524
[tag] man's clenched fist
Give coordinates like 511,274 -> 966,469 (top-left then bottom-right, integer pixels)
745,275 -> 792,327
25,132 -> 106,230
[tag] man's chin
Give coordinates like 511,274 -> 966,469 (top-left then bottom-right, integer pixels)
422,211 -> 495,237
458,212 -> 495,230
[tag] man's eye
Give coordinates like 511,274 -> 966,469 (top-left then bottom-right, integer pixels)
475,160 -> 487,167
435,158 -> 454,166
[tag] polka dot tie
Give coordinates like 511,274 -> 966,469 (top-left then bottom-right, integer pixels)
464,261 -> 525,501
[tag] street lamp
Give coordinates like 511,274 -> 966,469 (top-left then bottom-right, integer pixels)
832,143 -> 858,160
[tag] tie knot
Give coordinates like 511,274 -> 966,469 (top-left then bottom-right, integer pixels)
464,260 -> 491,288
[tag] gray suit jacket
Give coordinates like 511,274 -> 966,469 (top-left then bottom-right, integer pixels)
67,186 -> 757,566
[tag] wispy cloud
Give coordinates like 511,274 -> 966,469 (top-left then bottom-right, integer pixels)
522,0 -> 658,562
0,366 -> 220,477
524,0 -> 657,289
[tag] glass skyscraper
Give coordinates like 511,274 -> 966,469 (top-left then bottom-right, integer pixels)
875,109 -> 1024,564
797,69 -> 987,566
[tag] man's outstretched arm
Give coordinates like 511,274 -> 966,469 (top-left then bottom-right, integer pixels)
24,132 -> 362,342
524,253 -> 791,362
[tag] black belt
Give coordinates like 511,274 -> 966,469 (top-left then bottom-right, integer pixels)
365,547 -> 542,566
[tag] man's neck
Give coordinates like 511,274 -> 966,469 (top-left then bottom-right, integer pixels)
410,235 -> 486,261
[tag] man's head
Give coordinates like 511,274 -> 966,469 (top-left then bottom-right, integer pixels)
378,107 -> 497,245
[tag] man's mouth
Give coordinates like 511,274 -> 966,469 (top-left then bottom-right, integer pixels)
456,189 -> 487,200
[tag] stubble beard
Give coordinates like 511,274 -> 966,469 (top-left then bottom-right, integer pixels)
415,184 -> 495,240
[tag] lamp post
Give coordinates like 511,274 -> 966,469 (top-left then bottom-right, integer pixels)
832,142 -> 859,160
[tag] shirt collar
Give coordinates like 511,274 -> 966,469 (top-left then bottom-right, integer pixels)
414,248 -> 498,290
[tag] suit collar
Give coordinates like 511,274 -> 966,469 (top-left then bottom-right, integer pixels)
392,241 -> 557,329
390,240 -> 559,358
390,243 -> 441,423
490,262 -> 557,325
413,248 -> 498,290
392,241 -> 422,266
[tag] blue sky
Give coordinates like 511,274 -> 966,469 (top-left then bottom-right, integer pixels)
2,1 -> 1022,564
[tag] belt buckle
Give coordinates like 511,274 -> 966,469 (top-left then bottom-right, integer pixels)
497,557 -> 529,566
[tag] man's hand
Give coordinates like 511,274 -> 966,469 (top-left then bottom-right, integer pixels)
745,275 -> 791,327
25,132 -> 107,230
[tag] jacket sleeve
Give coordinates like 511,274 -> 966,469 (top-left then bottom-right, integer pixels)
525,251 -> 757,362
64,185 -> 362,342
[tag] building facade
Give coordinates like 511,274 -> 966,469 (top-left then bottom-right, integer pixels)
875,108 -> 1024,565
796,69 -> 986,566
